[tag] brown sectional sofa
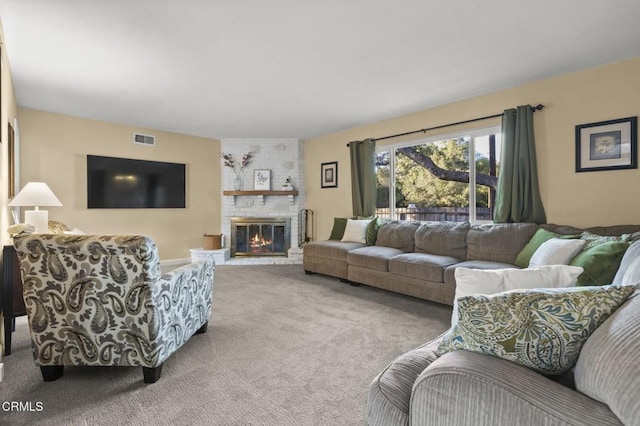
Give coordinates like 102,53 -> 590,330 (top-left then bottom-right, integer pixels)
303,220 -> 639,306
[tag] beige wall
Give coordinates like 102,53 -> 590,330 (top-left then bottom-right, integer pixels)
1,21 -> 19,247
18,109 -> 221,259
305,56 -> 640,240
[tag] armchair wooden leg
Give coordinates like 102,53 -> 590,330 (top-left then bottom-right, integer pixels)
40,366 -> 64,382
195,321 -> 208,334
143,364 -> 163,384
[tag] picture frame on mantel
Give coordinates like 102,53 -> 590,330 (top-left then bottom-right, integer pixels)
321,161 -> 338,188
254,169 -> 271,190
575,116 -> 637,172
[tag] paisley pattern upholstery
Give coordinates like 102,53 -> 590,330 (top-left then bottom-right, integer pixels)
437,285 -> 635,375
13,234 -> 214,369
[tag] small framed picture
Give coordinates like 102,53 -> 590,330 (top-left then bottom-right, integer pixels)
254,169 -> 271,190
576,116 -> 637,172
321,161 -> 338,188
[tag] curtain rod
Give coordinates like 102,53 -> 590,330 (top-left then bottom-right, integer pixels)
346,104 -> 545,146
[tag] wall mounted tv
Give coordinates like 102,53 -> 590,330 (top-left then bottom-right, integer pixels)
87,155 -> 186,209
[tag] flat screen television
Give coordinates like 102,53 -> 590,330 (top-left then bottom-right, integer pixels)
87,155 -> 186,208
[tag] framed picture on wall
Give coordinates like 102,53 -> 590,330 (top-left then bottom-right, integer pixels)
254,169 -> 271,190
575,116 -> 637,172
321,161 -> 338,188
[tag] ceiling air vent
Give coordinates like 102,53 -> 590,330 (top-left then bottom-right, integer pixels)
133,133 -> 156,146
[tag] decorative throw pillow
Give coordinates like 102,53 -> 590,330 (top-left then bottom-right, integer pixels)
341,219 -> 371,244
580,231 -> 632,249
451,265 -> 583,327
366,217 -> 381,246
48,220 -> 70,234
528,238 -> 586,267
329,218 -> 349,240
514,228 -> 580,268
437,285 -> 636,375
570,241 -> 631,286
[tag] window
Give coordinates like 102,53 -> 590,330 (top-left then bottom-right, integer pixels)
375,127 -> 501,223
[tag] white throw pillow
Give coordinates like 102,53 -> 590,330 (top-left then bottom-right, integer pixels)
340,219 -> 370,244
451,265 -> 584,327
528,238 -> 586,267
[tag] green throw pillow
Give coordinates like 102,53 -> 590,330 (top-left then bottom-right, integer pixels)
514,228 -> 580,268
570,241 -> 630,286
329,218 -> 349,240
437,285 -> 636,375
366,217 -> 381,246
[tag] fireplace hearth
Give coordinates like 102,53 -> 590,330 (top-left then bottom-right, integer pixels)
231,217 -> 291,257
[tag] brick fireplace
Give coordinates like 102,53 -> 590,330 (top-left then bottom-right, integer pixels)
219,138 -> 305,264
231,217 -> 291,257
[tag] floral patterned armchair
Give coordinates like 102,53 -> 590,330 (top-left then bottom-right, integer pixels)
13,234 -> 214,384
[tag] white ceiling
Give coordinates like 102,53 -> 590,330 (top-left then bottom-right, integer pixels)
1,1 -> 640,140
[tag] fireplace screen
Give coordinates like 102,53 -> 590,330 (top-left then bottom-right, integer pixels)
231,217 -> 290,257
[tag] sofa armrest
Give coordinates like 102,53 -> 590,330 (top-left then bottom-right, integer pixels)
410,350 -> 621,426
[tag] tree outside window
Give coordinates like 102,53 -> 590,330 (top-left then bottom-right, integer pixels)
376,128 -> 501,223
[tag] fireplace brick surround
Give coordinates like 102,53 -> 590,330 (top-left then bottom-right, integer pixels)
213,138 -> 305,265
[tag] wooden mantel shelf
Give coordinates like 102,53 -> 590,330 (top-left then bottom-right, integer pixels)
222,190 -> 298,196
223,190 -> 299,205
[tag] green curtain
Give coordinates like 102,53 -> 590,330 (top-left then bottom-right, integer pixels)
494,105 -> 547,224
349,138 -> 376,217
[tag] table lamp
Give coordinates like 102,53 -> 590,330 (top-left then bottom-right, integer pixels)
9,182 -> 63,233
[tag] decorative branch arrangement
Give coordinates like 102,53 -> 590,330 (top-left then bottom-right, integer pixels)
221,151 -> 253,190
221,152 -> 252,176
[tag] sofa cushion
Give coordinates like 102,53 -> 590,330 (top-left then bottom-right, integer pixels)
388,253 -> 458,282
528,238 -> 586,267
341,218 -> 371,243
514,228 -> 581,267
412,350 -> 621,426
575,294 -> 640,425
437,285 -> 636,375
303,240 -> 366,262
580,231 -> 632,249
466,223 -> 538,264
451,265 -> 584,327
570,241 -> 630,286
414,221 -> 469,260
347,246 -> 404,272
366,217 -> 382,246
443,260 -> 517,286
375,220 -> 421,252
613,240 -> 640,284
329,217 -> 349,240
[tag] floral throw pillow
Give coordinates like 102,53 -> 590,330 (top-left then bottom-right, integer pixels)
437,285 -> 636,375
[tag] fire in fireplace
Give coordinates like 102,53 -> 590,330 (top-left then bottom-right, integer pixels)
231,217 -> 290,257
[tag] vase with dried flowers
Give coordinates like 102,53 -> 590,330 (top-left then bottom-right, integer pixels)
221,152 -> 252,190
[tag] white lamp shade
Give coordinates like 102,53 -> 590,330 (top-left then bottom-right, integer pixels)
9,182 -> 63,207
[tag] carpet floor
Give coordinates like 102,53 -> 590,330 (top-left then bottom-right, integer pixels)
0,265 -> 451,426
